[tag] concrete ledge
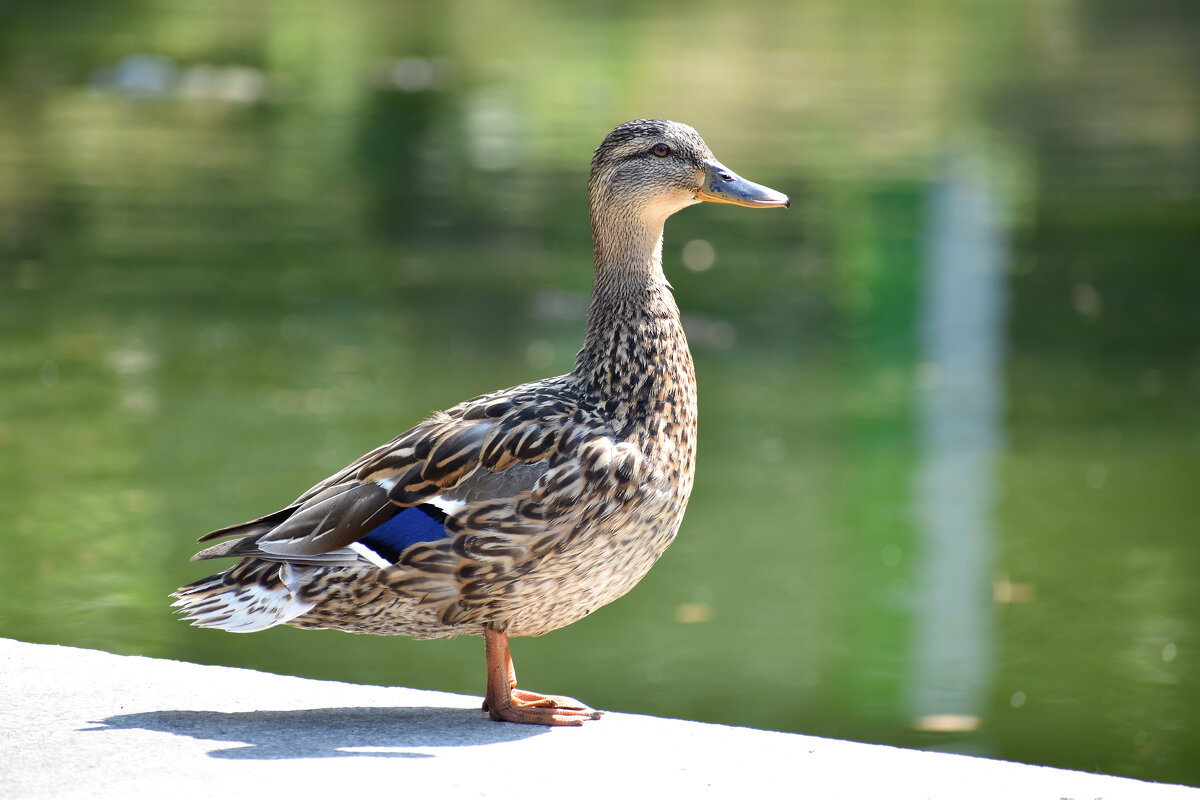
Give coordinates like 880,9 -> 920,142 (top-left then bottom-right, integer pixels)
1,638 -> 1195,799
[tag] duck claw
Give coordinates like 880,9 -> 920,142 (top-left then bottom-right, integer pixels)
486,689 -> 603,726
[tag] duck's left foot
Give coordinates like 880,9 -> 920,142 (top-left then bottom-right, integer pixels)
482,627 -> 603,726
484,688 -> 603,726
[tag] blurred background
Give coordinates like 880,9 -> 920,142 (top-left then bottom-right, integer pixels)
1,0 -> 1198,787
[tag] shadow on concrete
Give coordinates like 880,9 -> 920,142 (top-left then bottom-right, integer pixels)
82,706 -> 547,759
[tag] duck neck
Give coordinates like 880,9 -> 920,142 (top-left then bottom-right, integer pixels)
575,212 -> 696,415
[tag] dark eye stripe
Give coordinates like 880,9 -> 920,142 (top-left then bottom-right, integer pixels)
612,142 -> 674,164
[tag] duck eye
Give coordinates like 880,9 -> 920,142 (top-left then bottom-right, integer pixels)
651,142 -> 671,158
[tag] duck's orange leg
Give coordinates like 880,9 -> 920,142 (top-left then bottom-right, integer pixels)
481,626 -> 602,726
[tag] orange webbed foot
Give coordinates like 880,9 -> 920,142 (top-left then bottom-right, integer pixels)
486,688 -> 602,726
482,627 -> 603,726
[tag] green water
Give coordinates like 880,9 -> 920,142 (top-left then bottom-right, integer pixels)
2,0 -> 1198,786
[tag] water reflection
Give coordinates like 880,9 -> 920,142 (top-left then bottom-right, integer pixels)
90,54 -> 269,104
909,152 -> 1008,743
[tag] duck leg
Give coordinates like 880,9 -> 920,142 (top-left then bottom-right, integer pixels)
481,626 -> 602,725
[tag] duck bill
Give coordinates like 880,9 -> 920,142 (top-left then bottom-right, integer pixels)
696,160 -> 790,208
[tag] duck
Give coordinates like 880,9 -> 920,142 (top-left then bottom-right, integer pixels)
172,119 -> 788,725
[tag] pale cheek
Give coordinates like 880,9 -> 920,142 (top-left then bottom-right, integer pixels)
640,189 -> 701,225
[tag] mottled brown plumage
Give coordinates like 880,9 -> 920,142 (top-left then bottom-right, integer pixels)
172,119 -> 787,725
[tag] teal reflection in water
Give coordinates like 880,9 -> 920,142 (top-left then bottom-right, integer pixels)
1,0 -> 1198,788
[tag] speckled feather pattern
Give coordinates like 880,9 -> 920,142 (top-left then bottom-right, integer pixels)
172,120 -> 731,645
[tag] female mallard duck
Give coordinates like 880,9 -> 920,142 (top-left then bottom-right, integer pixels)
173,119 -> 788,725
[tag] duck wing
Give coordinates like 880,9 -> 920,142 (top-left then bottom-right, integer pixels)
188,379 -> 588,569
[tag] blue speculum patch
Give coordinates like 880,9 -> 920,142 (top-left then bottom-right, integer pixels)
359,504 -> 448,563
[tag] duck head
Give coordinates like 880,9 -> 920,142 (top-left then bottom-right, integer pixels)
588,119 -> 788,237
